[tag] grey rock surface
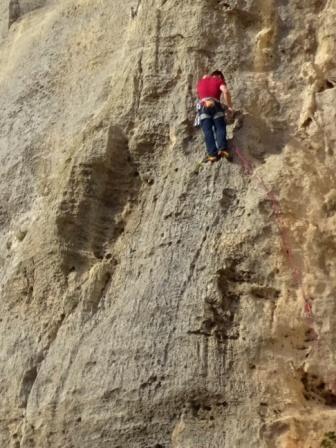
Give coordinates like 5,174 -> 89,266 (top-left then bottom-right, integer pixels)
0,0 -> 336,447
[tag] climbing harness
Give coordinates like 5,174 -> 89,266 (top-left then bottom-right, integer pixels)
194,97 -> 225,125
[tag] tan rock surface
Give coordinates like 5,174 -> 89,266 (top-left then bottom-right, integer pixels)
0,1 -> 336,447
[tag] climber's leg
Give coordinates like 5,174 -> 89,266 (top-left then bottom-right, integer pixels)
213,115 -> 228,153
200,118 -> 218,158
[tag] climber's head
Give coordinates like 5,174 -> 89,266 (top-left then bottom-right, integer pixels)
211,70 -> 225,81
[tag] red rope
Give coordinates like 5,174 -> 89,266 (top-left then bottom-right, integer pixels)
204,136 -> 332,380
234,146 -> 317,331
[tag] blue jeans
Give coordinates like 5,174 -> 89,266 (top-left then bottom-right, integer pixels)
200,104 -> 227,157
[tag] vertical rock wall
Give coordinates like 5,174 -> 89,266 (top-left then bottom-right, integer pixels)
0,0 -> 335,447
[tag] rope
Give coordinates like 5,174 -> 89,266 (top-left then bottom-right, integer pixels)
234,146 -> 318,337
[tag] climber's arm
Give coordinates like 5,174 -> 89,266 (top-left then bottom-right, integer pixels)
220,84 -> 233,110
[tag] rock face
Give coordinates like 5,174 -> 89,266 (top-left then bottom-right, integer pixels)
0,0 -> 336,447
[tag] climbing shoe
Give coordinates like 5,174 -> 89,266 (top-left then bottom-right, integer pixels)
218,150 -> 233,162
207,156 -> 218,163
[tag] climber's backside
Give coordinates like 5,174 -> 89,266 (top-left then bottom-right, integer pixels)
196,70 -> 233,162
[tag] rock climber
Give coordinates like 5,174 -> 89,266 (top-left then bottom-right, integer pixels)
196,70 -> 233,162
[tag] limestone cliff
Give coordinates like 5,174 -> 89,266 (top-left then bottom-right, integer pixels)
0,1 -> 336,447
